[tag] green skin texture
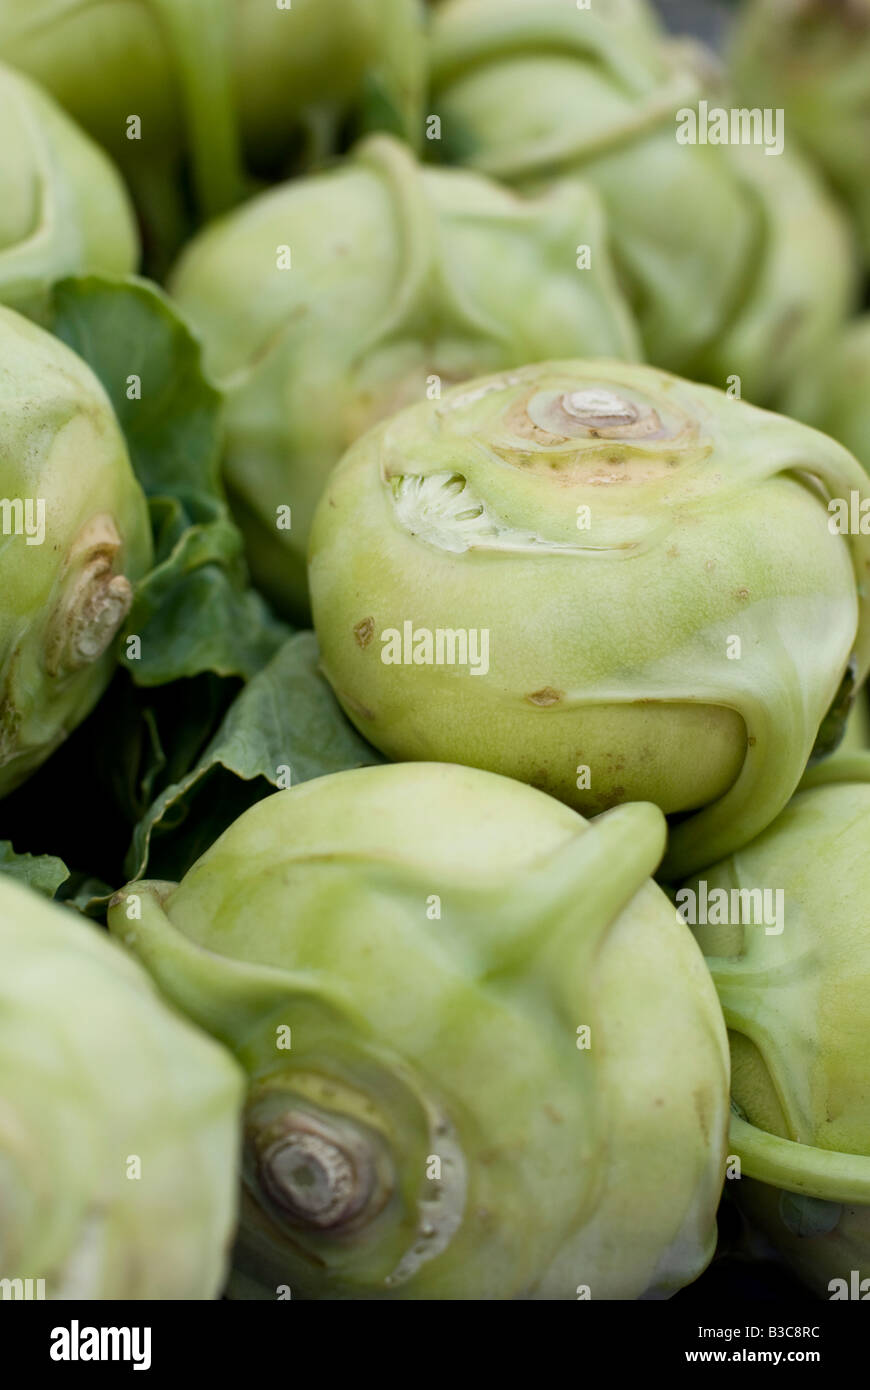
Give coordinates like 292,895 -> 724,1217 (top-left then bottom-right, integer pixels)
0,307 -> 153,798
107,763 -> 730,1300
308,359 -> 870,881
680,752 -> 870,1297
732,0 -> 870,265
0,62 -> 138,319
0,876 -> 244,1298
169,134 -> 641,619
429,0 -> 857,405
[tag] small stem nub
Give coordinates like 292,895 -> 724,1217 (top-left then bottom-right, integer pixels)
561,389 -> 640,429
250,1110 -> 382,1232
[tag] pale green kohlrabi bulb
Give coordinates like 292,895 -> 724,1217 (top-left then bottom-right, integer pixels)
0,875 -> 244,1298
0,307 -> 152,799
732,0 -> 870,266
677,752 -> 870,1298
0,61 -> 138,319
308,360 -> 870,880
107,763 -> 730,1300
168,134 -> 641,618
428,0 -> 858,406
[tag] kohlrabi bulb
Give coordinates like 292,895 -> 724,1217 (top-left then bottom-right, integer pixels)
309,359 -> 870,879
678,752 -> 870,1298
0,62 -> 138,318
429,0 -> 857,406
0,875 -> 243,1298
0,307 -> 152,798
108,762 -> 730,1300
169,135 -> 640,617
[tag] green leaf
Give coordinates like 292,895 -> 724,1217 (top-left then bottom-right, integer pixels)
0,670 -> 241,903
0,843 -> 69,897
48,274 -> 288,682
126,632 -> 384,884
0,276 -> 293,898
